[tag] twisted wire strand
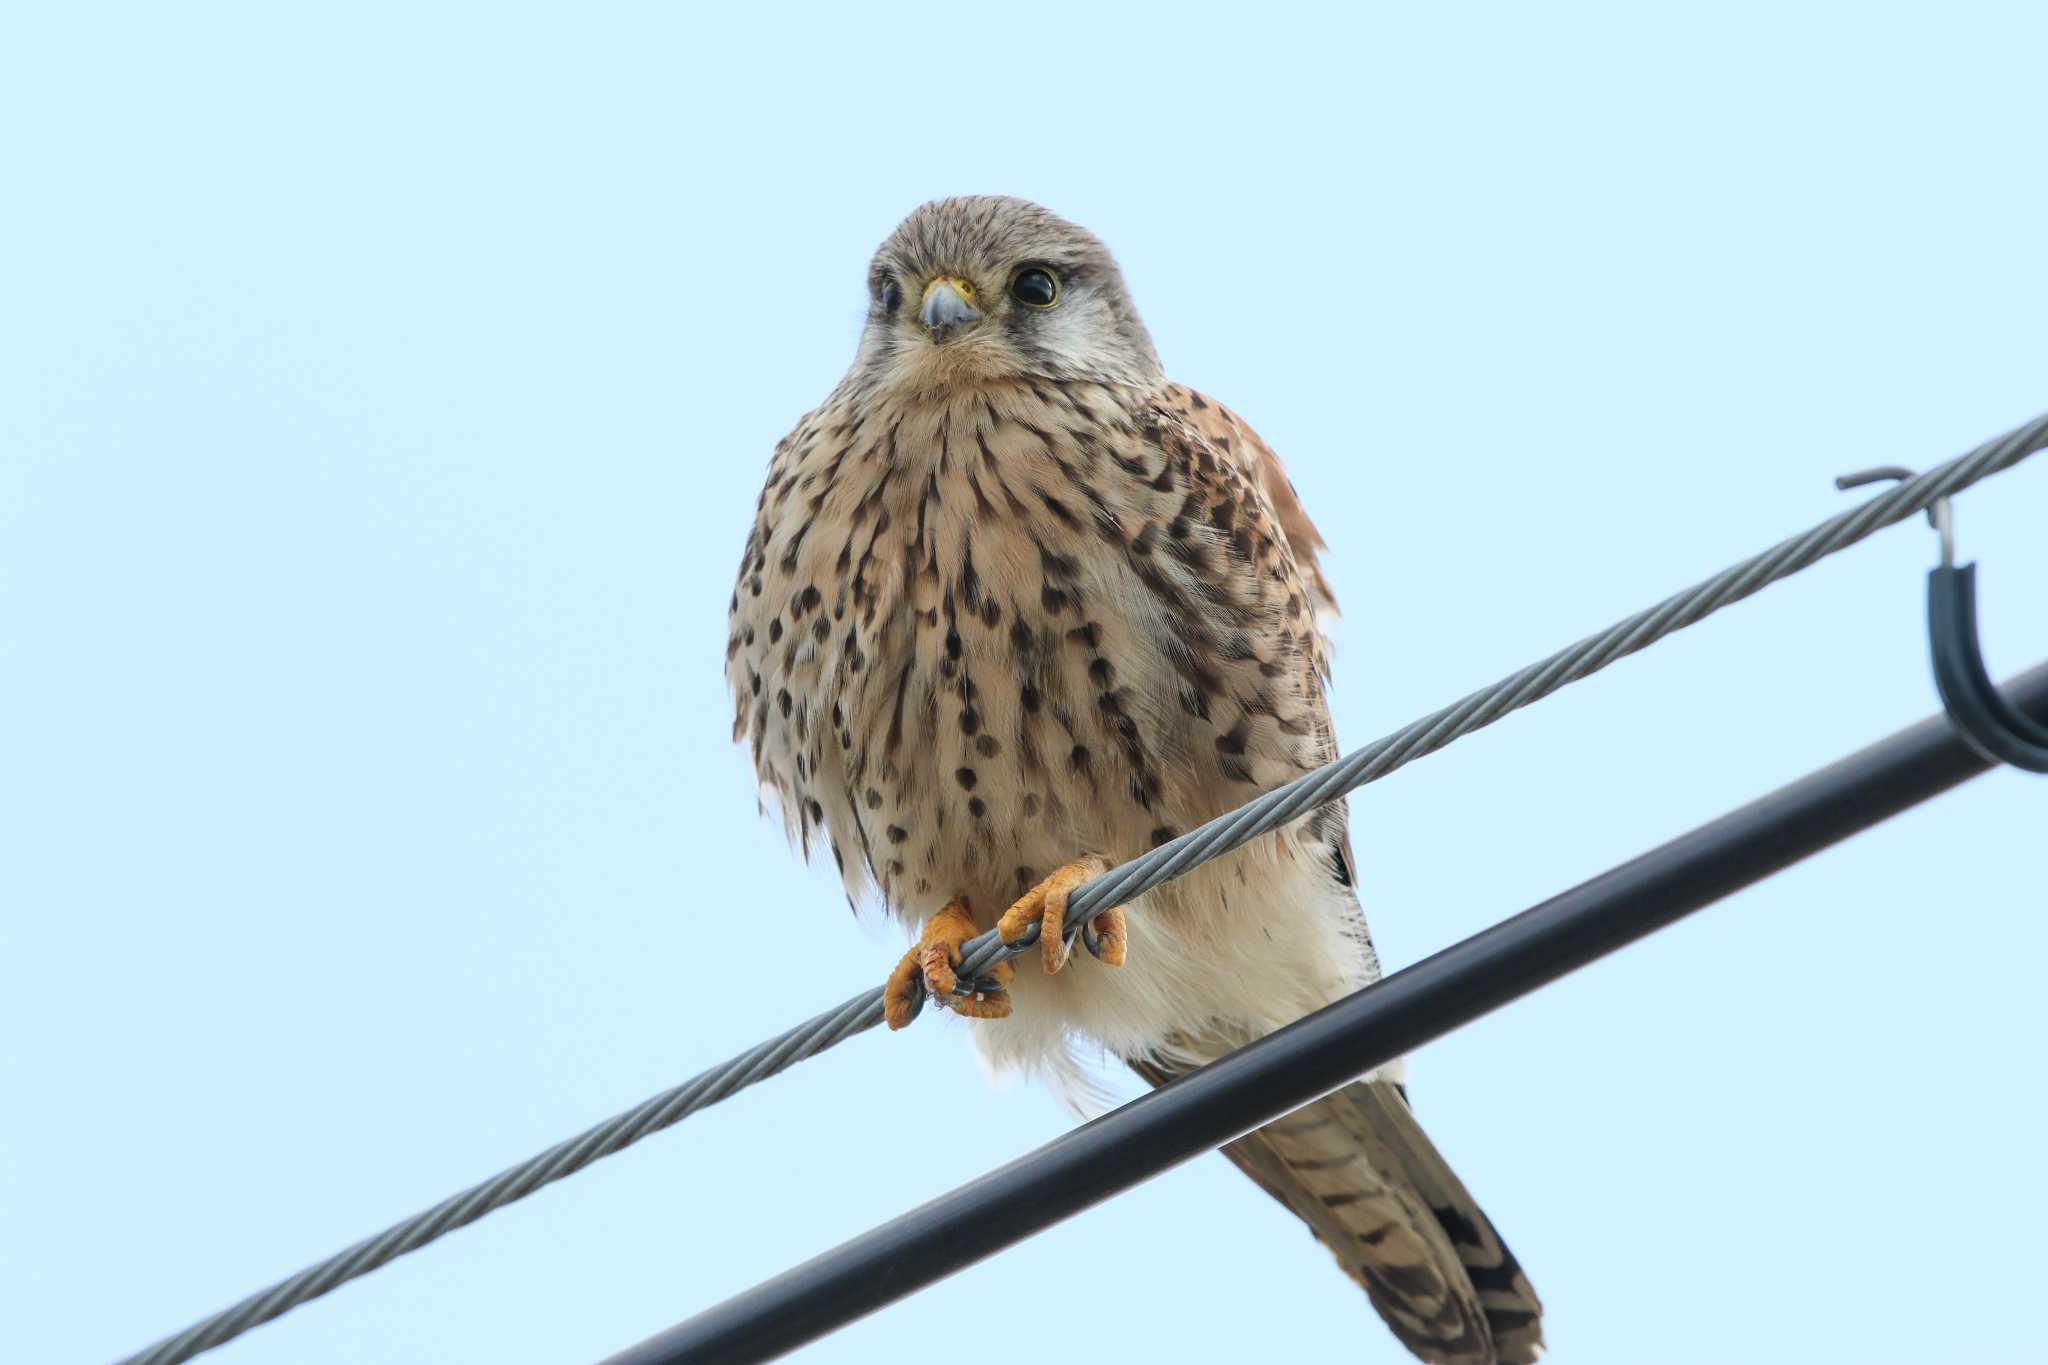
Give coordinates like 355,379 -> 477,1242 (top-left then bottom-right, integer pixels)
120,410 -> 2048,1365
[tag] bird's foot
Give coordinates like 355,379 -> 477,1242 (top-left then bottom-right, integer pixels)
883,899 -> 1014,1030
997,855 -> 1128,974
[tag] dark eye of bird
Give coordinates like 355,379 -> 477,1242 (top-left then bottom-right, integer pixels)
877,278 -> 901,315
1010,268 -> 1058,308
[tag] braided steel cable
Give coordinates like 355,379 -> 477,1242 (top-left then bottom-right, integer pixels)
119,409 -> 2048,1365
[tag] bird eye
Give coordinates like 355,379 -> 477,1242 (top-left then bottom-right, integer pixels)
1010,267 -> 1058,309
877,277 -> 901,315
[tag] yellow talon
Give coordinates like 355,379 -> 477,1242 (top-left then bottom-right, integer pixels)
996,856 -> 1126,974
884,900 -> 1014,1029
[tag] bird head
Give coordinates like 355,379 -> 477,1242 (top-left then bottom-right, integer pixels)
851,196 -> 1164,393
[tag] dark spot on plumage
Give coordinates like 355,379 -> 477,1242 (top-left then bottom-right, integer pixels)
975,735 -> 1000,759
1220,754 -> 1256,783
968,797 -> 987,818
1259,660 -> 1287,678
1068,622 -> 1101,649
799,584 -> 822,613
812,619 -> 828,642
1329,844 -> 1353,887
806,798 -> 824,823
725,634 -> 740,660
1108,446 -> 1151,479
768,619 -> 783,644
962,467 -> 997,518
777,520 -> 811,573
1089,657 -> 1114,687
887,825 -> 908,844
1485,1308 -> 1541,1337
777,689 -> 792,718
1150,826 -> 1177,847
749,672 -> 762,696
960,707 -> 980,735
1039,545 -> 1078,579
1022,793 -> 1041,816
1129,523 -> 1155,556
1040,493 -> 1079,529
1041,583 -> 1070,614
1379,1263 -> 1443,1299
955,767 -> 977,790
1216,720 -> 1249,755
1019,418 -> 1057,453
945,629 -> 961,660
980,598 -> 1001,628
1220,632 -> 1255,661
1187,391 -> 1209,410
1069,745 -> 1091,771
1166,517 -> 1190,540
1166,536 -> 1209,575
865,788 -> 881,810
885,662 -> 912,753
1020,682 -> 1042,714
749,576 -> 762,596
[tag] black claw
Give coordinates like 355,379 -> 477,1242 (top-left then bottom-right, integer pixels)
1080,919 -> 1111,960
949,973 -> 1010,998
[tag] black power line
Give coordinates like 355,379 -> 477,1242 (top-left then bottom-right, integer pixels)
602,662 -> 2048,1365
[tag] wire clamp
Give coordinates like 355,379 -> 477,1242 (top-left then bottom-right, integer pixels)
1840,466 -> 2048,772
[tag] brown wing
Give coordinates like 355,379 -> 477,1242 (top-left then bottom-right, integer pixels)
1161,383 -> 1337,616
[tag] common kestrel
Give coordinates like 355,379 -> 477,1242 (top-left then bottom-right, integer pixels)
726,197 -> 1543,1364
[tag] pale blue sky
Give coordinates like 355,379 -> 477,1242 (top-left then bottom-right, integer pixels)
4,5 -> 2044,1364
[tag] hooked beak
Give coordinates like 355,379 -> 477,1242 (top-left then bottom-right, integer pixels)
919,276 -> 981,338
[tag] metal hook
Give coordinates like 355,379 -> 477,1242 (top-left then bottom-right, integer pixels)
1837,467 -> 2048,772
1836,465 -> 1954,566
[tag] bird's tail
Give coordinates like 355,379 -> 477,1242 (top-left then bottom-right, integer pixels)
1135,1063 -> 1542,1364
